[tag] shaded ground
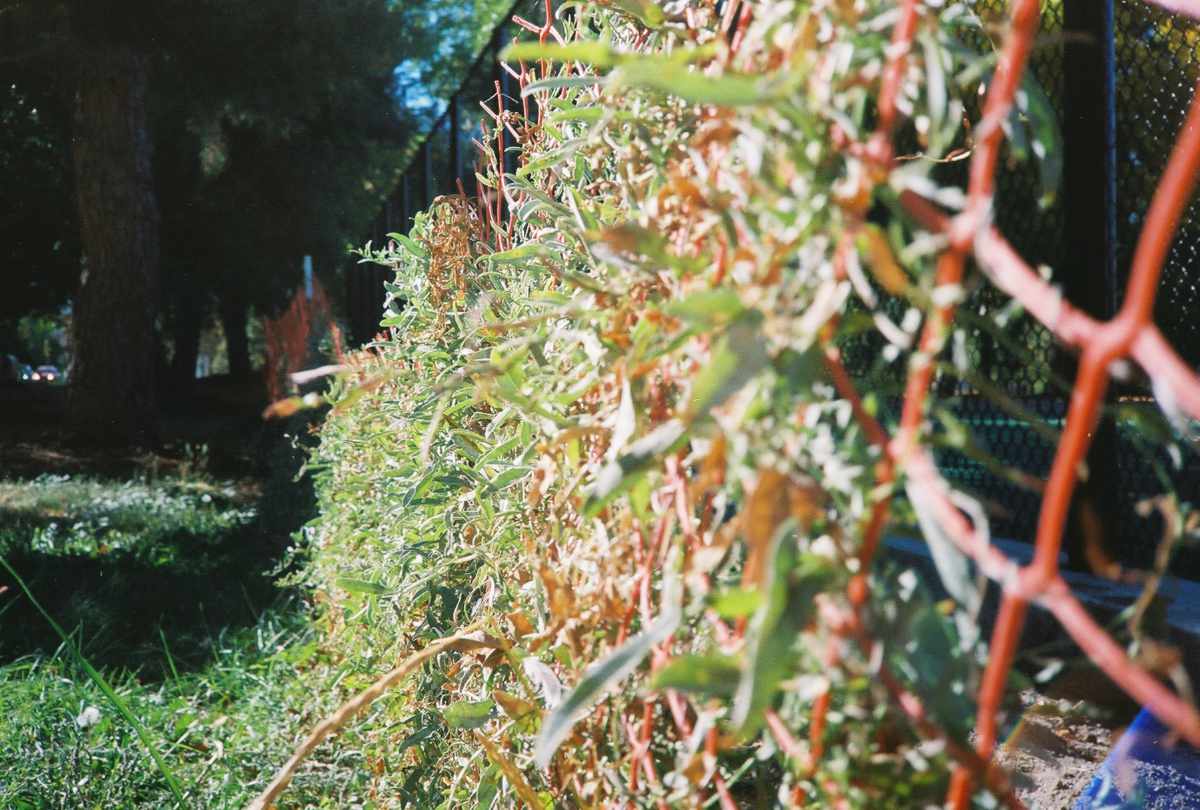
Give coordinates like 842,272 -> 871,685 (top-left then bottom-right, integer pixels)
0,374 -> 311,676
0,377 -> 334,809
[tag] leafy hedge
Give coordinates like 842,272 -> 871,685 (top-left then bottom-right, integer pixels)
295,1 -> 1121,807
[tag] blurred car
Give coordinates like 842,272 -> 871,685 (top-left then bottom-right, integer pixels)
31,364 -> 61,383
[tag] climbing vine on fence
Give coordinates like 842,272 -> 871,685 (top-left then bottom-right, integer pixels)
258,0 -> 1200,807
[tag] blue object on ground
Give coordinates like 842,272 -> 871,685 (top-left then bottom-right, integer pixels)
1075,708 -> 1200,808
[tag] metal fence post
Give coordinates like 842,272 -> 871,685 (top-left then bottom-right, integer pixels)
400,173 -> 411,233
422,137 -> 434,206
1061,0 -> 1121,569
449,96 -> 461,192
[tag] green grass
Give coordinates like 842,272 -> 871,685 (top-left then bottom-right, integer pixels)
0,470 -> 280,675
0,461 -> 362,809
0,599 -> 344,809
0,474 -> 256,563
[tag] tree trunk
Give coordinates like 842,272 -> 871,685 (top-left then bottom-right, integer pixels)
67,46 -> 159,442
220,296 -> 251,378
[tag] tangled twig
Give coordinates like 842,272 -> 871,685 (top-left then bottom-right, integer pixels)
246,626 -> 498,810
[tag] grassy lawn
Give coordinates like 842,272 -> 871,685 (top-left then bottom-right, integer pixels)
0,432 -> 350,809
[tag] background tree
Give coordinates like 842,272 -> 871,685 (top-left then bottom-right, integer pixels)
0,0 -> 515,436
150,0 -> 414,387
0,63 -> 77,337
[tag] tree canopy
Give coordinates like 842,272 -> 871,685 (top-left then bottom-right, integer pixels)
0,0 -> 511,437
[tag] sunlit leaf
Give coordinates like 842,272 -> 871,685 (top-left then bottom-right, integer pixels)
905,481 -> 983,617
582,419 -> 686,517
487,244 -> 547,265
617,60 -> 779,107
710,587 -> 763,619
522,76 -> 605,96
334,577 -> 389,596
442,699 -> 496,730
386,232 -> 429,260
502,41 -> 618,68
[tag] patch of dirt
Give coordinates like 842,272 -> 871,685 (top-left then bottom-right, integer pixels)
996,689 -> 1126,809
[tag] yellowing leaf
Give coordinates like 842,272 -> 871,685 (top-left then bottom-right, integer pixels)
858,225 -> 910,296
741,469 -> 791,588
493,690 -> 541,734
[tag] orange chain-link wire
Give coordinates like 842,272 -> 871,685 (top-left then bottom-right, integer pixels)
857,0 -> 1200,805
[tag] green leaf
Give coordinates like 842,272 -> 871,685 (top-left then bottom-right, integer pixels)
516,142 -> 583,179
334,576 -> 389,595
534,565 -> 682,767
481,466 -> 531,495
1018,74 -> 1063,208
616,60 -> 778,107
582,419 -> 686,517
475,434 -> 524,468
1116,404 -> 1174,445
934,408 -> 972,449
919,32 -> 949,152
651,653 -> 740,699
548,106 -> 616,124
991,69 -> 1062,209
395,724 -> 440,755
476,765 -> 501,810
664,288 -> 745,325
710,587 -> 762,619
732,530 -> 837,734
502,41 -> 618,69
773,345 -> 827,397
688,312 -> 768,419
387,232 -> 429,259
610,0 -> 666,28
487,244 -> 546,265
522,76 -> 605,97
442,699 -> 496,729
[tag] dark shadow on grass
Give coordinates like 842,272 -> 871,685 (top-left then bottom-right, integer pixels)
0,411 -> 321,681
0,513 -> 292,678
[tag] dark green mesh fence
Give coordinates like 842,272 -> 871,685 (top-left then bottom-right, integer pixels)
842,1 -> 1200,574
